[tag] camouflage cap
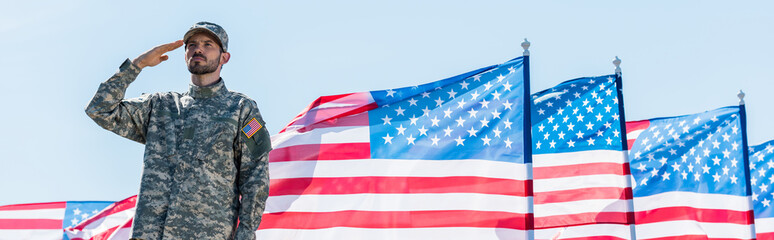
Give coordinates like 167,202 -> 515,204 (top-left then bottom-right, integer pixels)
183,21 -> 229,52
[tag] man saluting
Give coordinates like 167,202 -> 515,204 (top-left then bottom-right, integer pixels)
86,22 -> 271,240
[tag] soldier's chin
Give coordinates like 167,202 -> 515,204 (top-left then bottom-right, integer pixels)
188,65 -> 217,75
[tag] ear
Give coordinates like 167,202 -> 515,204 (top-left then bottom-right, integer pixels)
221,52 -> 231,65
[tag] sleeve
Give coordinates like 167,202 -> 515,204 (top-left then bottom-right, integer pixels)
234,99 -> 272,240
84,59 -> 153,144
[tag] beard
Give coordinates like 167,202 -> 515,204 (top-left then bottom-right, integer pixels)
187,53 -> 221,75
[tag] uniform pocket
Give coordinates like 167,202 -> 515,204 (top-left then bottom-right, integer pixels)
194,116 -> 238,168
202,118 -> 236,148
145,109 -> 178,158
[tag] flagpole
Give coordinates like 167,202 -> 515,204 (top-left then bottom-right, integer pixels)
521,38 -> 535,239
737,90 -> 757,235
739,90 -> 750,198
613,56 -> 638,240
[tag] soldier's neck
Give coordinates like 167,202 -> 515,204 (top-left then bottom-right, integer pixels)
191,72 -> 221,87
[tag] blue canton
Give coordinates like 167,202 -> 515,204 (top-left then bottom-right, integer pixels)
749,140 -> 774,218
62,201 -> 113,240
630,106 -> 747,197
369,57 -> 525,162
531,75 -> 623,154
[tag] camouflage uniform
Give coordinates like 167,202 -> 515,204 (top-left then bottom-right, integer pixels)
85,59 -> 271,240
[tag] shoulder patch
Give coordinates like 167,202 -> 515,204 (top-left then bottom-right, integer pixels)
242,118 -> 263,138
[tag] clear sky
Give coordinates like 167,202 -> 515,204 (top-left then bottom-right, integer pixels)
1,0 -> 772,206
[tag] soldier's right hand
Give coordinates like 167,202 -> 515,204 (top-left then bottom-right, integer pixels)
132,40 -> 184,69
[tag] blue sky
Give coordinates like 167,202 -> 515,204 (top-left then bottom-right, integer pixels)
1,0 -> 772,205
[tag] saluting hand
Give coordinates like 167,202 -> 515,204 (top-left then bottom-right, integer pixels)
132,40 -> 184,69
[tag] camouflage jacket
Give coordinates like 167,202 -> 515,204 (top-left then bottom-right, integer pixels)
85,59 -> 271,240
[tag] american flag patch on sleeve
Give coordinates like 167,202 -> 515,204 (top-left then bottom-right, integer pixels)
242,118 -> 262,138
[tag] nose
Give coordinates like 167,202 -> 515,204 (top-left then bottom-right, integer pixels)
186,44 -> 204,54
190,46 -> 203,54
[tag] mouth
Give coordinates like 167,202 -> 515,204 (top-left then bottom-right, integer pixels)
191,55 -> 206,62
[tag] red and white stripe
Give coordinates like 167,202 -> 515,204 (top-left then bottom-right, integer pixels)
632,192 -> 754,240
65,196 -> 137,240
531,149 -> 634,239
757,217 -> 774,239
257,93 -> 532,239
534,224 -> 633,240
0,202 -> 67,240
625,121 -> 755,240
279,92 -> 378,134
625,120 -> 649,149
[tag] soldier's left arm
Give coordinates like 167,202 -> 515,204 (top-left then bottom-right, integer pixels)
234,99 -> 272,240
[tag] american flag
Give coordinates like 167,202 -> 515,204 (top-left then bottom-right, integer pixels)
626,106 -> 755,240
0,200 -> 114,240
748,140 -> 774,239
530,75 -> 634,239
64,195 -> 136,240
256,56 -> 531,239
242,118 -> 263,138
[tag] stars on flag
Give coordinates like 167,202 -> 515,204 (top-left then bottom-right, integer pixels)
65,206 -> 104,228
629,107 -> 747,197
531,76 -> 622,154
370,60 -> 524,158
749,141 -> 774,217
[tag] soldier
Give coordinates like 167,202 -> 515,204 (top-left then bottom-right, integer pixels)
85,22 -> 271,240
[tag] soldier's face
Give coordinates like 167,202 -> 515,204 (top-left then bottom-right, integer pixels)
185,33 -> 226,75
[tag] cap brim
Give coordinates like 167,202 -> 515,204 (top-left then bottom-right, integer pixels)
183,28 -> 223,49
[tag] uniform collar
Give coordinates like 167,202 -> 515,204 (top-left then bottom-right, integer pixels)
189,78 -> 228,99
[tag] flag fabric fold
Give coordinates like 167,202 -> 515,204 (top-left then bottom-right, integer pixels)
626,106 -> 756,240
749,140 -> 774,239
64,195 -> 137,240
257,56 -> 531,239
0,200 -> 114,240
530,75 -> 634,239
